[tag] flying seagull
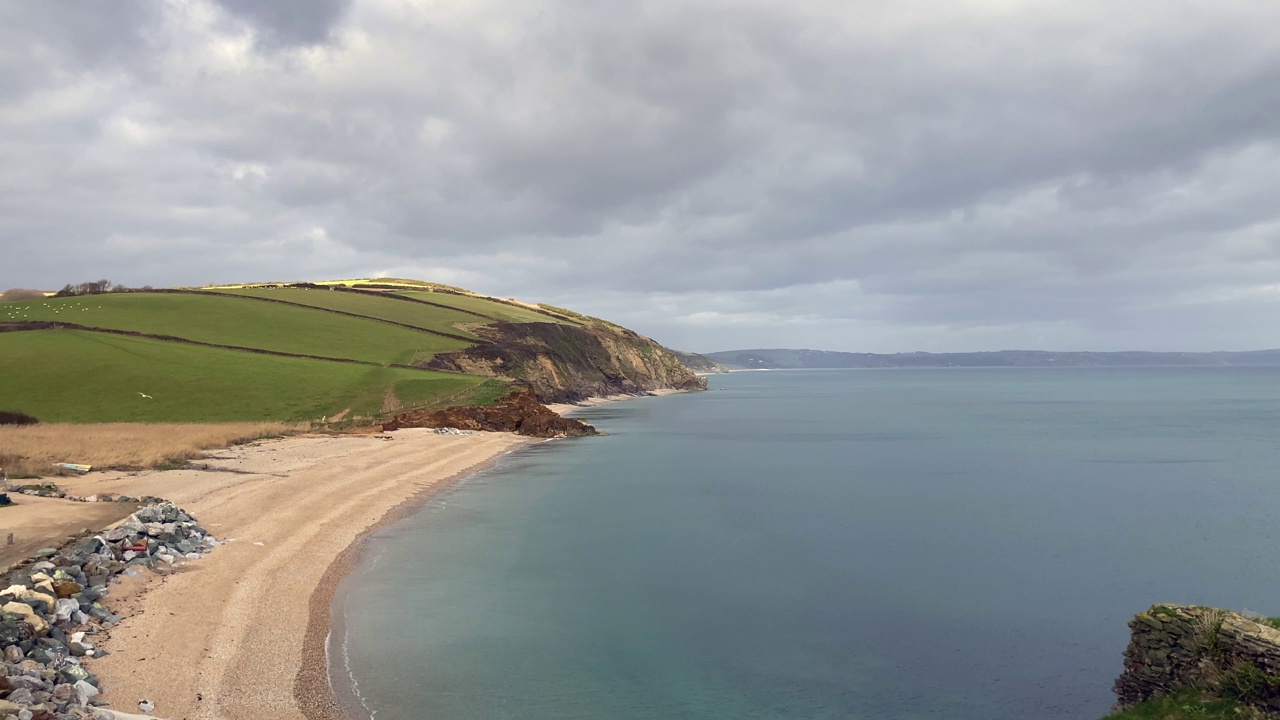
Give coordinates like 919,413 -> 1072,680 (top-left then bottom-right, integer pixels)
139,699 -> 155,713
137,392 -> 153,399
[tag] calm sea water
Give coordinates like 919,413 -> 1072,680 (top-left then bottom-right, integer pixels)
332,368 -> 1280,719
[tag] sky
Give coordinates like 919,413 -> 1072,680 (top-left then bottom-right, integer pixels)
3,0 -> 1280,354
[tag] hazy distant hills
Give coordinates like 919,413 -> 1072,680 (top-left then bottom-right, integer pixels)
706,348 -> 1280,370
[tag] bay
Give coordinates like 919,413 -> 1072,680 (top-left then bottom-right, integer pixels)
333,367 -> 1280,719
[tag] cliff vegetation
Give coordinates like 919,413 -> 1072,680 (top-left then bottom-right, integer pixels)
1106,604 -> 1280,719
421,320 -> 708,403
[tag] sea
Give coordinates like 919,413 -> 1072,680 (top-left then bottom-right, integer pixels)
331,367 -> 1280,719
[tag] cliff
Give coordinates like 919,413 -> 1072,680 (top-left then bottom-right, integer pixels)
1112,604 -> 1280,716
420,321 -> 708,404
672,350 -> 725,374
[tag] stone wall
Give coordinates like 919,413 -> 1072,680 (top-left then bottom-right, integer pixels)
1115,604 -> 1280,715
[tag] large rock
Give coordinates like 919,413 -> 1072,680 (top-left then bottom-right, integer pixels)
388,386 -> 598,438
1,601 -> 47,634
52,580 -> 81,599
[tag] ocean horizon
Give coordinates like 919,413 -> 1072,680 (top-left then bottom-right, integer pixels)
331,367 -> 1280,719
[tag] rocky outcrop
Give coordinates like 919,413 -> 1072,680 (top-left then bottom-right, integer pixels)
671,351 -> 724,374
385,387 -> 597,438
421,321 -> 707,404
1,501 -> 219,719
1114,604 -> 1280,715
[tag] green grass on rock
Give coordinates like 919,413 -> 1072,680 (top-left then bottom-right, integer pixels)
1102,688 -> 1263,720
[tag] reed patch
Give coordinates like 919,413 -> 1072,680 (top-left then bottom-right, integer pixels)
0,422 -> 298,477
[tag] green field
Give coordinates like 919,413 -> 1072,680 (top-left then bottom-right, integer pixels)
1,292 -> 470,364
213,287 -> 487,339
0,282 -> 585,425
0,330 -> 494,422
396,291 -> 577,325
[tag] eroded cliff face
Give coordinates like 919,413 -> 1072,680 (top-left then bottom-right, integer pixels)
385,387 -> 597,438
420,321 -> 708,404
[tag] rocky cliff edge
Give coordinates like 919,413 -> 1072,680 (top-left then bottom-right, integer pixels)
1114,604 -> 1280,716
421,321 -> 707,404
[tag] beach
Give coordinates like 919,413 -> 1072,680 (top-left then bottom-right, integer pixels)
1,391 -> 682,719
52,429 -> 530,720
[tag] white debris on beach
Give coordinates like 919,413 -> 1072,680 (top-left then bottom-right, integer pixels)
432,427 -> 474,436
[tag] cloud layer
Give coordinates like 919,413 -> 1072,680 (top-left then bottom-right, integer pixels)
4,0 -> 1280,352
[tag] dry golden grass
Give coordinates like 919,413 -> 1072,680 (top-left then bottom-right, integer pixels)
0,422 -> 300,477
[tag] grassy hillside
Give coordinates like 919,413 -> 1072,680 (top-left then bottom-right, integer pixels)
1,279 -> 701,427
0,330 -> 498,422
213,286 -> 487,339
396,290 -> 579,325
2,292 -> 469,364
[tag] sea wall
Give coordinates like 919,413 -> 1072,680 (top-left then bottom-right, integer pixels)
1114,604 -> 1280,715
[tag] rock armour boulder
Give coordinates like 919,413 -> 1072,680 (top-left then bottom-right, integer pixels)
0,501 -> 218,719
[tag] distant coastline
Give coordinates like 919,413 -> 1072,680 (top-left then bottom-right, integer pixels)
706,348 -> 1280,370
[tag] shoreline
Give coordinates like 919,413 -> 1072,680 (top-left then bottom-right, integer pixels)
315,389 -> 694,719
297,444 -> 530,720
63,389 -> 690,719
77,429 -> 531,720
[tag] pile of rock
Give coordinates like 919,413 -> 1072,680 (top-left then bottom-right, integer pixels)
1,501 -> 217,719
4,485 -> 65,500
4,487 -> 151,505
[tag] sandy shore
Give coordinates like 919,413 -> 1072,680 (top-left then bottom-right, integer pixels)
66,429 -> 530,720
0,494 -> 136,569
3,390 -> 688,719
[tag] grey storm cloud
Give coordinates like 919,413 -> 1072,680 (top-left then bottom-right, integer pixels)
213,0 -> 352,46
3,0 -> 1280,353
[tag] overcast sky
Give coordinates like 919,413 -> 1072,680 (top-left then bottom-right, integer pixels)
3,0 -> 1280,353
